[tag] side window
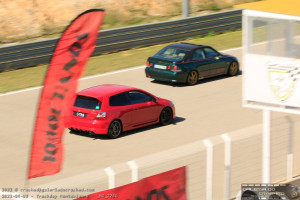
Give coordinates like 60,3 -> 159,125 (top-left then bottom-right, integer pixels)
109,92 -> 129,106
191,49 -> 205,61
128,91 -> 153,104
203,47 -> 219,59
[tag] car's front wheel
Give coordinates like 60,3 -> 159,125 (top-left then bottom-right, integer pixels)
228,61 -> 239,76
187,70 -> 198,85
107,120 -> 122,139
159,107 -> 173,125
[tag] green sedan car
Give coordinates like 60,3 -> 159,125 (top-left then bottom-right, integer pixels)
145,43 -> 239,85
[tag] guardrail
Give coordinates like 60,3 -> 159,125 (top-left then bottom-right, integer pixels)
27,114 -> 300,200
0,9 -> 242,72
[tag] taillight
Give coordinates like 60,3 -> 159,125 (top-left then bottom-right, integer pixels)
96,111 -> 106,119
146,61 -> 153,68
146,61 -> 152,68
171,65 -> 182,72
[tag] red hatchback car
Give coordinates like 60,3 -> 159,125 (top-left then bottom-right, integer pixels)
67,84 -> 175,138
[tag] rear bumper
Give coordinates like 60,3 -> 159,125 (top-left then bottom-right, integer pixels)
145,67 -> 187,83
67,117 -> 109,134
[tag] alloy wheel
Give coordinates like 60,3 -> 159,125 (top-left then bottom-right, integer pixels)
187,71 -> 198,85
229,62 -> 238,76
159,107 -> 173,125
108,120 -> 121,139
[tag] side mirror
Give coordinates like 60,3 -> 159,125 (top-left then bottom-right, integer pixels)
152,98 -> 157,102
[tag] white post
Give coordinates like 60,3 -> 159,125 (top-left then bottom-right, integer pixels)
285,21 -> 294,57
203,139 -> 213,200
104,167 -> 115,189
127,160 -> 139,182
242,12 -> 253,54
263,109 -> 271,183
182,0 -> 189,18
286,116 -> 294,179
221,134 -> 231,200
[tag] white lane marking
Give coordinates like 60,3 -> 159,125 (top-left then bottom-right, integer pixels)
127,160 -> 139,182
80,65 -> 144,81
0,46 -> 242,97
221,46 -> 242,52
104,167 -> 115,189
0,86 -> 42,97
0,65 -> 145,97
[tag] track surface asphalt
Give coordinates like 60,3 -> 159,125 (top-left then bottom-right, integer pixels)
0,47 -> 292,189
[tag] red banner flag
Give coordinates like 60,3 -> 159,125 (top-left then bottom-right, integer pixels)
75,166 -> 186,200
28,9 -> 105,179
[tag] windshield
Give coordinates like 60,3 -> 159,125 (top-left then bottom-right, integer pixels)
74,95 -> 101,110
154,47 -> 189,60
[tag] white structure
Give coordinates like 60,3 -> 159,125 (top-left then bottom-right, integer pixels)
236,0 -> 300,183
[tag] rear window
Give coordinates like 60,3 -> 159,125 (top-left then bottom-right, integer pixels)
155,47 -> 189,60
74,95 -> 101,110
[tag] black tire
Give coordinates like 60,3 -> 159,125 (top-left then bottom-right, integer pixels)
159,107 -> 173,125
228,61 -> 239,76
186,70 -> 198,85
68,128 -> 75,132
107,120 -> 122,139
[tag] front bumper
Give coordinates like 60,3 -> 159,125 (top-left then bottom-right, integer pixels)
145,67 -> 187,83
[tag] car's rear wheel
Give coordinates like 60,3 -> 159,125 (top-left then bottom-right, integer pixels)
107,120 -> 122,139
228,61 -> 239,76
187,70 -> 198,85
159,107 -> 173,125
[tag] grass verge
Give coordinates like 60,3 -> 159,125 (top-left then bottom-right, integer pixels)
0,30 -> 242,94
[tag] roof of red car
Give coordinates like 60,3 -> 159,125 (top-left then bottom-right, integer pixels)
77,84 -> 137,99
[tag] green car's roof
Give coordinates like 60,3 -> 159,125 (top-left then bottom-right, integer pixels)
167,42 -> 209,50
